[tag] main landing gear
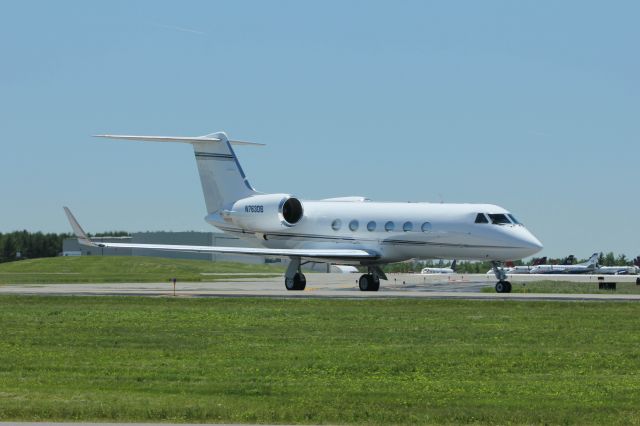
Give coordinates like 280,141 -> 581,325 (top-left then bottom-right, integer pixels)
491,261 -> 512,293
358,266 -> 387,292
284,258 -> 388,292
284,257 -> 306,291
358,273 -> 380,291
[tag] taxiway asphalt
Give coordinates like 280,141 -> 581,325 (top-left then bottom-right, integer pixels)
0,273 -> 639,302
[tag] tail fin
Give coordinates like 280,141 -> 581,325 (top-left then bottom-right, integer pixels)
191,132 -> 258,213
450,259 -> 457,271
582,252 -> 599,267
94,132 -> 260,213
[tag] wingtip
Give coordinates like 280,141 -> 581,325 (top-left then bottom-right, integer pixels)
63,206 -> 95,246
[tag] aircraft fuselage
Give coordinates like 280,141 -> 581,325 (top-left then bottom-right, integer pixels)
207,198 -> 543,265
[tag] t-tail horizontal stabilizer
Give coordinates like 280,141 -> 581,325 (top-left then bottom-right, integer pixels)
93,131 -> 260,214
93,134 -> 265,146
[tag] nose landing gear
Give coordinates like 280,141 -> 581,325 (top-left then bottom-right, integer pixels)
491,261 -> 512,293
494,280 -> 512,293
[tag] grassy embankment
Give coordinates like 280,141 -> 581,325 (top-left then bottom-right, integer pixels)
482,279 -> 640,294
0,256 -> 283,284
0,296 -> 639,424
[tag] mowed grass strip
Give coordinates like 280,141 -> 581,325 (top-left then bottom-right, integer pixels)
1,297 -> 640,424
482,280 -> 640,294
0,256 -> 283,284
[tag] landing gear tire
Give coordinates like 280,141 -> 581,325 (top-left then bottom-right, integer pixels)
285,272 -> 306,291
370,275 -> 380,291
359,274 -> 380,292
495,280 -> 512,293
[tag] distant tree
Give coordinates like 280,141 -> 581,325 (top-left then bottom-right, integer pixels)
382,262 -> 415,273
0,231 -> 72,262
91,231 -> 130,237
615,254 -> 629,266
603,252 -> 616,266
2,235 -> 16,261
455,261 -> 493,274
598,252 -> 605,265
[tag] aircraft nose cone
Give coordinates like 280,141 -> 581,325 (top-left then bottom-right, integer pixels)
520,228 -> 543,255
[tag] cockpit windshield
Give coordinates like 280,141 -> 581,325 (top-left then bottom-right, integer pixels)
475,212 -> 521,225
507,214 -> 521,225
488,213 -> 511,225
474,213 -> 489,224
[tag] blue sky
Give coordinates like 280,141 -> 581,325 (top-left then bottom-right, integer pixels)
1,1 -> 638,258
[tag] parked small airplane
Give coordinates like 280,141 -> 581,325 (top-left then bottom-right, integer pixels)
64,131 -> 543,293
505,265 -> 533,274
485,265 -> 533,275
595,265 -> 639,275
529,253 -> 599,274
421,260 -> 457,274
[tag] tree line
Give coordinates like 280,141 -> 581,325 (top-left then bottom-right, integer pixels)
0,231 -> 128,263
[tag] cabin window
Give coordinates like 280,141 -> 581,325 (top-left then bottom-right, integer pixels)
367,221 -> 376,231
385,221 -> 395,232
403,221 -> 413,232
331,219 -> 342,231
508,214 -> 521,225
475,213 -> 489,224
488,213 -> 511,225
421,222 -> 432,232
349,220 -> 359,231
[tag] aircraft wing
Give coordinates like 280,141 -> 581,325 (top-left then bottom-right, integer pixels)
75,241 -> 376,260
64,207 -> 377,261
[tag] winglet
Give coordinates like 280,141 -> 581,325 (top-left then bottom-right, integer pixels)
63,207 -> 96,247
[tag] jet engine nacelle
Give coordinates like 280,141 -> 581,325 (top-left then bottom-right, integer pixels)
227,193 -> 304,231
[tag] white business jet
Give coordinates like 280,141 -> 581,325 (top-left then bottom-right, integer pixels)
64,131 -> 543,293
529,253 -> 599,274
421,260 -> 457,274
595,265 -> 639,275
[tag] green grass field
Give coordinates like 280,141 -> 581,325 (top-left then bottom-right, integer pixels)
0,256 -> 283,284
0,296 -> 639,424
482,280 -> 640,294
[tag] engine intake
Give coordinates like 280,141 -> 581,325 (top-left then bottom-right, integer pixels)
280,197 -> 303,226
